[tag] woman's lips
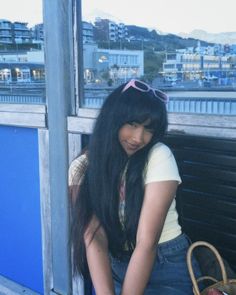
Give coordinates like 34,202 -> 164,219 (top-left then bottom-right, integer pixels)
126,142 -> 141,151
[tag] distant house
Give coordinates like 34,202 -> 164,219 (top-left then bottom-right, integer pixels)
83,43 -> 143,83
94,18 -> 128,43
162,47 -> 236,83
0,19 -> 12,44
0,19 -> 32,44
0,50 -> 44,83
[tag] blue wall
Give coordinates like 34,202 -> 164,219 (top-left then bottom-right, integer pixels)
0,126 -> 43,294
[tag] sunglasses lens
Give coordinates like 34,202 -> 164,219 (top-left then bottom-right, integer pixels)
134,80 -> 149,91
154,90 -> 168,102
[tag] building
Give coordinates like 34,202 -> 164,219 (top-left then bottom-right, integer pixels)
13,22 -> 31,43
0,19 -> 32,44
0,19 -> 95,48
0,19 -> 12,44
30,21 -> 94,45
83,43 -> 143,83
0,44 -> 143,84
32,23 -> 44,43
162,48 -> 236,84
0,50 -> 44,83
94,18 -> 128,43
82,21 -> 94,44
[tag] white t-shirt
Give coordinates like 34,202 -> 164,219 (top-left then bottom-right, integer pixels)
68,143 -> 182,244
143,142 -> 182,243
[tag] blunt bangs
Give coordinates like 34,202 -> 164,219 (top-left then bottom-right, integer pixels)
117,87 -> 167,135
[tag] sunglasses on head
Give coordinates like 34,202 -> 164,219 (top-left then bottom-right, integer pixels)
121,79 -> 169,103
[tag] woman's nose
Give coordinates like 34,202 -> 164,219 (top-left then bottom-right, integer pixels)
132,128 -> 144,144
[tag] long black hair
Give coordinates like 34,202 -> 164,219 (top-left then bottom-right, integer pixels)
71,83 -> 168,278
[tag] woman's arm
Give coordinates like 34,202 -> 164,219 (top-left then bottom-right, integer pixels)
84,216 -> 115,295
121,180 -> 178,295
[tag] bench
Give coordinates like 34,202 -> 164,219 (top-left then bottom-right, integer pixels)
164,134 -> 236,272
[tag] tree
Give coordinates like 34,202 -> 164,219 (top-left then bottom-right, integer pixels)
100,69 -> 110,82
143,50 -> 165,82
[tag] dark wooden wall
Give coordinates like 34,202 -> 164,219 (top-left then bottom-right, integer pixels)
164,134 -> 236,272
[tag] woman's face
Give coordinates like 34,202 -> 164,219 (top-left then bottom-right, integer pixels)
118,120 -> 154,156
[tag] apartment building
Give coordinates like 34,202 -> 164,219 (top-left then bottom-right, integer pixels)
0,19 -> 12,44
94,18 -> 128,42
162,48 -> 236,82
32,23 -> 44,42
0,19 -> 32,44
13,22 -> 31,43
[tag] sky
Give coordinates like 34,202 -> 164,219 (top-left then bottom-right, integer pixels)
1,0 -> 235,34
0,0 -> 43,27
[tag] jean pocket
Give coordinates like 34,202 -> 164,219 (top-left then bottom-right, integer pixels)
164,248 -> 187,264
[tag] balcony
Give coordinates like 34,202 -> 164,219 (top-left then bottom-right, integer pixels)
0,24 -> 11,30
0,96 -> 236,295
0,2 -> 236,295
0,31 -> 12,37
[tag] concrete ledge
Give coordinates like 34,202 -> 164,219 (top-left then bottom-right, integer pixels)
0,275 -> 40,295
0,104 -> 47,128
68,112 -> 236,139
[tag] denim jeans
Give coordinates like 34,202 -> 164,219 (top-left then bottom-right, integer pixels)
110,233 -> 202,295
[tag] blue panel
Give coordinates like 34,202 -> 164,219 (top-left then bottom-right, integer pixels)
0,126 -> 43,294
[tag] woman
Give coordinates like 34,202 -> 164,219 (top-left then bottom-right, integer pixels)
70,79 -> 201,295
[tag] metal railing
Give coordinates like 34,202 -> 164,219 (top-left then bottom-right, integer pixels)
1,90 -> 236,115
167,97 -> 236,115
83,89 -> 236,115
0,93 -> 45,104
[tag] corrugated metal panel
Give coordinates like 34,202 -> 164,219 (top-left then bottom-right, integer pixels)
82,89 -> 236,114
1,91 -> 236,115
83,94 -> 236,115
167,97 -> 236,115
164,135 -> 236,272
0,94 -> 45,104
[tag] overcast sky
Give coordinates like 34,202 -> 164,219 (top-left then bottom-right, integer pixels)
1,0 -> 235,34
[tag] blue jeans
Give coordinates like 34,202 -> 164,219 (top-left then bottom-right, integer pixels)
110,234 -> 202,295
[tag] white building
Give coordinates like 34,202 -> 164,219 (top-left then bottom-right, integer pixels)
162,49 -> 234,81
83,43 -> 143,83
0,45 -> 144,84
0,50 -> 44,83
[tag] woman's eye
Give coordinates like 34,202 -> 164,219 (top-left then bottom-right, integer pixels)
145,128 -> 154,134
128,122 -> 138,127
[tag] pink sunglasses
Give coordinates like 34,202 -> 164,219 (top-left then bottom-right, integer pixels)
121,79 -> 169,103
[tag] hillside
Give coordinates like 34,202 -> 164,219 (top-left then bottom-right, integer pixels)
179,29 -> 236,45
126,25 -> 212,51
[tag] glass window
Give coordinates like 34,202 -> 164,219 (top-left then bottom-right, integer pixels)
0,0 -> 44,104
79,0 -> 236,109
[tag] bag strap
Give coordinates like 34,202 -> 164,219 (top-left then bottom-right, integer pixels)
187,241 -> 228,295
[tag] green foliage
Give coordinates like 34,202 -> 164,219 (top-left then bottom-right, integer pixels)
143,50 -> 165,82
107,78 -> 113,86
100,69 -> 110,81
96,25 -> 213,52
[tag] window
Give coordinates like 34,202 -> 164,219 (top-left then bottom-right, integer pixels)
0,1 -> 44,104
79,0 -> 236,109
